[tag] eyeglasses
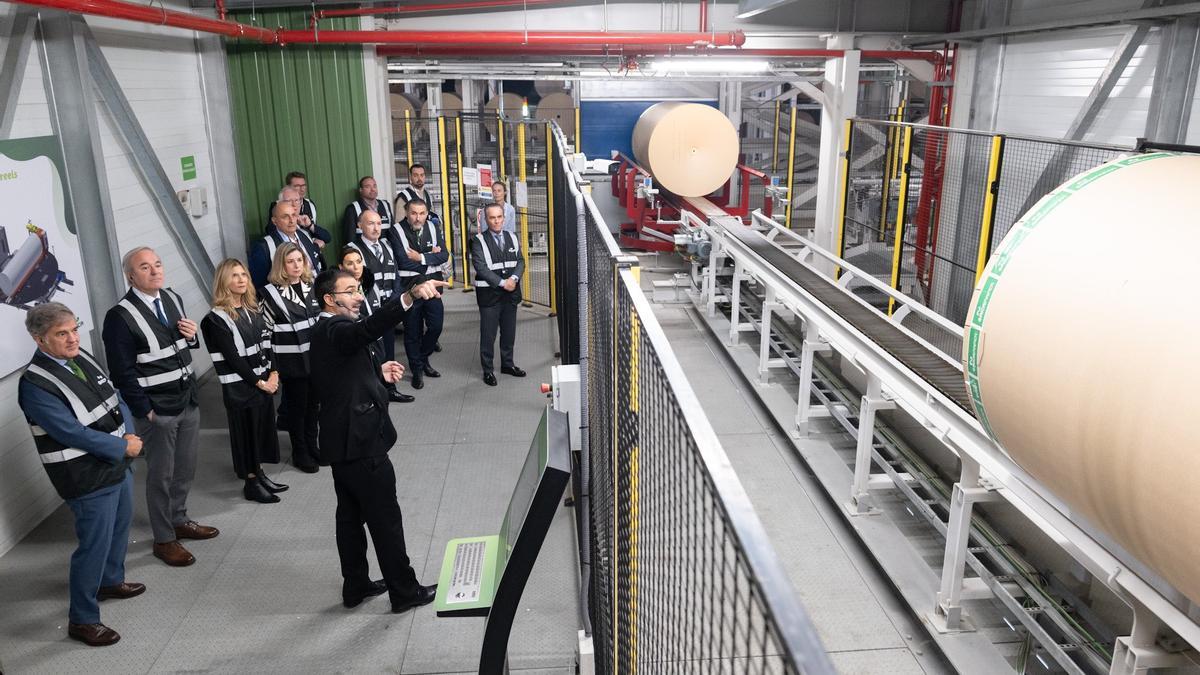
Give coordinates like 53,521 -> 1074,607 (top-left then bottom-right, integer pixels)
329,289 -> 362,297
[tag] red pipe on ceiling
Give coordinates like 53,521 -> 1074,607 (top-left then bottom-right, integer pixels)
316,0 -> 562,20
699,0 -> 708,32
14,0 -> 277,41
276,28 -> 746,47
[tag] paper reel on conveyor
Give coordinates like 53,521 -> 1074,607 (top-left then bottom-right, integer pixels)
963,152 -> 1200,605
631,102 -> 738,198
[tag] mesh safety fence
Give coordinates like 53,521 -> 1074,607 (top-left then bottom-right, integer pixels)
549,122 -> 834,674
841,118 -> 1146,345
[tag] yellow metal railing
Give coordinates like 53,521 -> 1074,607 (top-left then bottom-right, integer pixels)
887,125 -> 914,316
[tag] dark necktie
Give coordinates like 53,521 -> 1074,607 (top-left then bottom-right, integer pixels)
153,297 -> 169,326
66,359 -> 87,382
493,233 -> 503,251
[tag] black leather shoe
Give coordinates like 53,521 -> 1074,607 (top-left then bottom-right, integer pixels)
258,473 -> 289,493
343,579 -> 387,608
483,372 -> 498,387
501,365 -> 527,377
433,342 -> 442,352
68,622 -> 120,647
411,372 -> 424,390
391,584 -> 437,614
244,479 -> 280,504
422,365 -> 440,378
389,390 -> 415,403
295,463 -> 319,474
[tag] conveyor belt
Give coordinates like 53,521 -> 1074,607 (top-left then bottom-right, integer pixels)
722,223 -> 975,414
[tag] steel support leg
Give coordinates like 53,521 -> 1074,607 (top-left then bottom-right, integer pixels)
728,261 -> 744,345
932,456 -> 1002,631
757,287 -> 776,384
1110,596 -> 1195,674
794,321 -> 830,437
705,238 -> 721,317
849,373 -> 894,514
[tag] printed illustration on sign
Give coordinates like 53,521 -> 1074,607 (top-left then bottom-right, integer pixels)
0,137 -> 95,378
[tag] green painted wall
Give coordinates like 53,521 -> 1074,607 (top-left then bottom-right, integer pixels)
225,10 -> 374,255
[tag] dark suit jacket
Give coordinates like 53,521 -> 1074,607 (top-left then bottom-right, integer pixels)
470,230 -> 525,307
310,293 -> 408,464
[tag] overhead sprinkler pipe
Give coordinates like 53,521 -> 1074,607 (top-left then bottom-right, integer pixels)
12,0 -> 277,41
699,0 -> 708,32
315,0 -> 563,21
276,28 -> 747,47
376,45 -> 941,61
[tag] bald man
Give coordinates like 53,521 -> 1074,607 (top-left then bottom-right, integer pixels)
249,201 -> 325,289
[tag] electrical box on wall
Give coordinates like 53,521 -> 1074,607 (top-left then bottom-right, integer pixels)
175,187 -> 209,217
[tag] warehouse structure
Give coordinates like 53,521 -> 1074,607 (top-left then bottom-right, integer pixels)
1,0 -> 1199,672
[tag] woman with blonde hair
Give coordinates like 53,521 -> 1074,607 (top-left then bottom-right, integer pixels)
199,258 -> 285,503
261,242 -> 321,472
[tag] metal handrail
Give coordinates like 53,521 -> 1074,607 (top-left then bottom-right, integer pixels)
750,210 -> 965,341
850,116 -> 1139,152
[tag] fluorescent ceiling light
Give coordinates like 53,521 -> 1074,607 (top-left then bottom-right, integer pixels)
647,58 -> 773,74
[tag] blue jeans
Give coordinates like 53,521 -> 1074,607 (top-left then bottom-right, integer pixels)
65,470 -> 133,624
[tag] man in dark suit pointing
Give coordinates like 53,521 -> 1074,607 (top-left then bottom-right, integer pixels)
309,268 -> 446,613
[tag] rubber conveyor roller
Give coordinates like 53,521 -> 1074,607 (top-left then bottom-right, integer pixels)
723,223 -> 975,415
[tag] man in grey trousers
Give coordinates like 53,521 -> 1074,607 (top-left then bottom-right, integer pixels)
102,247 -> 218,566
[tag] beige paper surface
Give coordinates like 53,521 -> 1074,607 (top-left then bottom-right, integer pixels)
964,153 -> 1200,604
534,92 -> 576,140
631,102 -> 738,198
441,92 -> 462,117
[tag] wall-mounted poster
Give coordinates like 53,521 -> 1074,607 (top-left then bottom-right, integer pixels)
0,136 -> 92,378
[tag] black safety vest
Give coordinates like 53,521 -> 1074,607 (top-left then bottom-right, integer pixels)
350,199 -> 395,235
110,288 -> 196,410
473,231 -> 520,287
262,282 -> 319,377
204,308 -> 271,385
262,228 -> 323,274
349,238 -> 398,298
21,350 -> 131,500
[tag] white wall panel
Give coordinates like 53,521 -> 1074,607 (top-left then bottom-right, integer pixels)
0,4 -> 231,556
995,26 -> 1158,145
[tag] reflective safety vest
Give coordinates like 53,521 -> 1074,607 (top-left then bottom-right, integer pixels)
204,308 -> 271,385
262,282 -> 319,376
473,231 -> 520,287
20,349 -> 130,500
348,239 -> 398,297
350,199 -> 395,235
110,288 -> 196,409
263,228 -> 323,273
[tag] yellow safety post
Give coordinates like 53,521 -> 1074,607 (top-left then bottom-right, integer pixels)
455,116 -> 471,290
879,117 -> 895,241
888,126 -> 915,316
834,119 -> 854,279
497,112 -> 506,179
517,123 -> 531,305
436,116 -> 454,287
546,122 -> 557,315
403,109 -> 414,168
891,100 -> 907,181
975,134 -> 1006,286
772,100 -> 781,172
783,104 -> 797,229
574,106 -> 581,150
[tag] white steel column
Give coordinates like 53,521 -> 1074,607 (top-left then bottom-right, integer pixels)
849,372 -> 893,514
813,34 -> 860,272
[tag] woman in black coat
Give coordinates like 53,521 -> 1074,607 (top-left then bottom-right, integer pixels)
199,258 -> 286,504
261,242 -> 322,472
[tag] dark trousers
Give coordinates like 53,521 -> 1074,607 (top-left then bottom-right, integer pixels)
330,455 -> 421,602
135,405 -> 199,543
403,297 -> 443,371
66,471 -> 133,624
380,328 -> 396,363
479,301 -> 518,373
280,376 -> 319,466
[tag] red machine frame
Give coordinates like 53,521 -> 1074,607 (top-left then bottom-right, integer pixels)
610,152 -> 773,252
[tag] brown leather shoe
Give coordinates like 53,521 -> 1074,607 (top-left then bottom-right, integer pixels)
68,622 -> 120,647
174,521 -> 219,540
153,541 -> 195,567
97,582 -> 146,601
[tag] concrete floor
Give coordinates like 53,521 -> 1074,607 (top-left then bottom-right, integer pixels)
0,291 -> 578,674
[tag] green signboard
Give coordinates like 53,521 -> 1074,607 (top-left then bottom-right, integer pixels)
181,155 -> 196,180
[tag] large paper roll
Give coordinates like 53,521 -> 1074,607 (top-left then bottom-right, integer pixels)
390,93 -> 425,142
631,102 -> 738,198
534,91 -> 575,140
440,92 -> 462,117
963,153 -> 1200,604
